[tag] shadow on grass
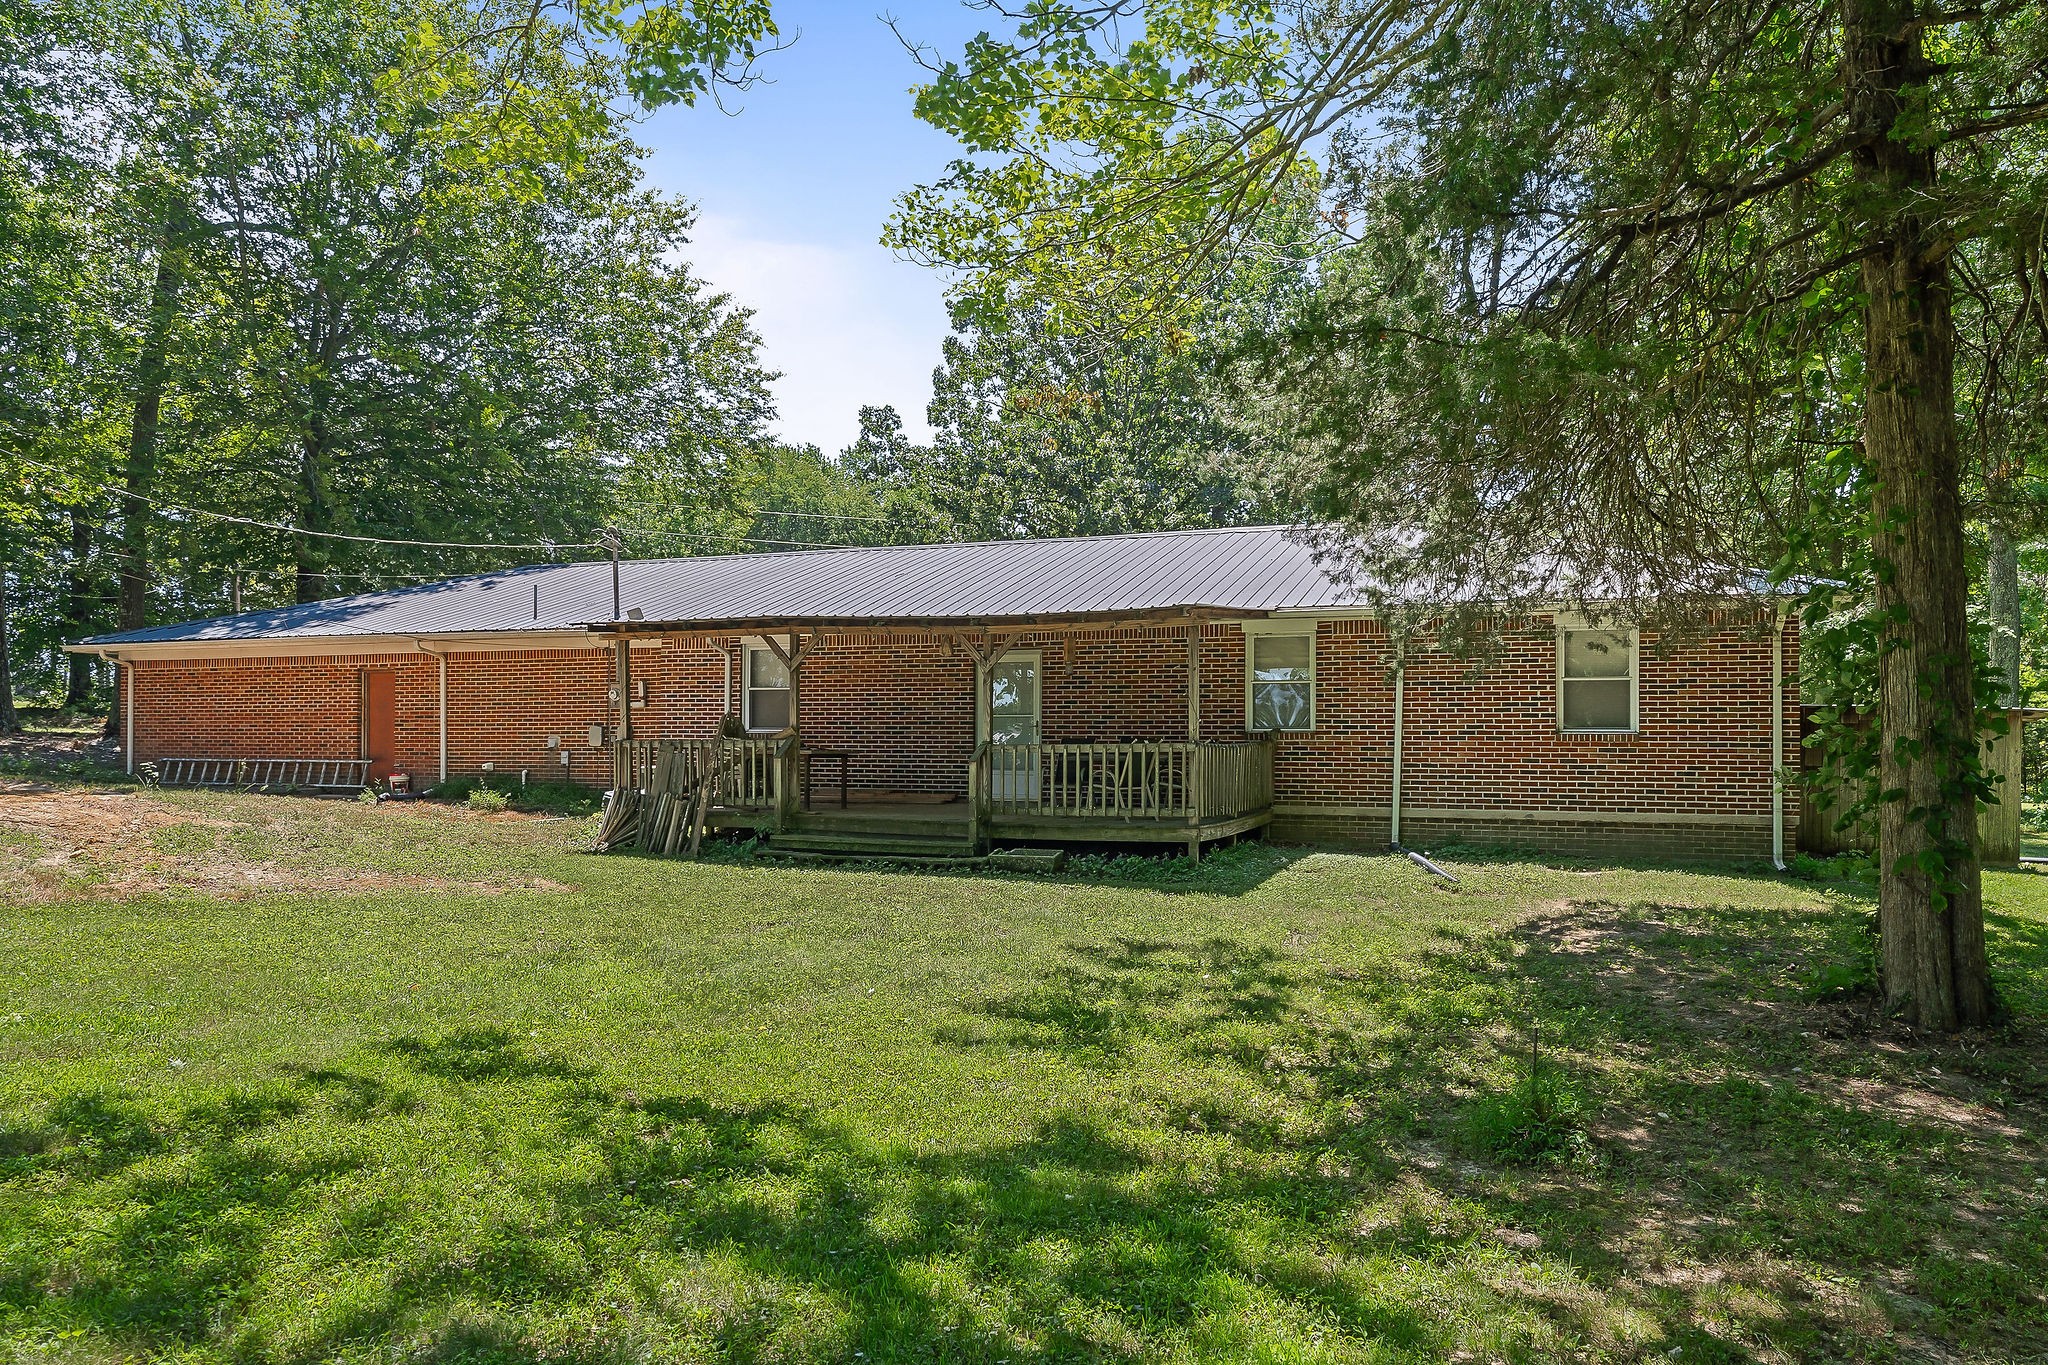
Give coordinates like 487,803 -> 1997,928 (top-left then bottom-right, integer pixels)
935,936 -> 1297,1064
4,896 -> 2045,1360
682,837 -> 1311,899
377,1027 -> 591,1083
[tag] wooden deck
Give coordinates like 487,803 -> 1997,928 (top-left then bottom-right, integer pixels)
607,736 -> 1274,859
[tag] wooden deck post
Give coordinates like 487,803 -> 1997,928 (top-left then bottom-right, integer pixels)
966,747 -> 986,852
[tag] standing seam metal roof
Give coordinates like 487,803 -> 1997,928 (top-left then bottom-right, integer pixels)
80,524 -> 1364,647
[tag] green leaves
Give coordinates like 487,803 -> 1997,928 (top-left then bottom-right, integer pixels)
576,0 -> 777,108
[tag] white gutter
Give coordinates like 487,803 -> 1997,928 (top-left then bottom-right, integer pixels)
64,630 -> 663,662
1390,647 -> 1406,848
1772,603 -> 1787,870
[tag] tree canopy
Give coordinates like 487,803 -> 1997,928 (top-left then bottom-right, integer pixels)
2,0 -> 781,701
892,0 -> 2048,1028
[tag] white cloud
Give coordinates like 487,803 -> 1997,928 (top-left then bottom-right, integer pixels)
681,213 -> 947,453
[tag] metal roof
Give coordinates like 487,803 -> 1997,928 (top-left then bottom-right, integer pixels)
80,524 -> 1363,647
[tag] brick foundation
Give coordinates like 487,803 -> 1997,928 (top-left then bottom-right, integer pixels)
1270,808 -> 1775,861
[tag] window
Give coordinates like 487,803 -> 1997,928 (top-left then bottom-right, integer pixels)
743,644 -> 791,731
1247,632 -> 1315,731
1559,627 -> 1636,732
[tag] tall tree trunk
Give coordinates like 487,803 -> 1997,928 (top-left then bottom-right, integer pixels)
119,253 -> 183,632
1849,0 -> 1991,1030
63,511 -> 95,707
1987,527 -> 2021,708
0,570 -> 19,736
295,302 -> 339,605
296,408 -> 332,604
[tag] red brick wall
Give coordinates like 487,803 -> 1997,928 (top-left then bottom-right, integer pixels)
118,611 -> 1799,856
1268,613 -> 1799,833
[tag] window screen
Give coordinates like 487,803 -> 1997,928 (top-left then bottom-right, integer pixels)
1560,629 -> 1634,731
745,646 -> 791,731
1248,633 -> 1315,731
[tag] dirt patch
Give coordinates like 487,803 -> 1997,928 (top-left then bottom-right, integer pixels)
0,788 -> 567,900
1823,1076 -> 2029,1139
0,727 -> 124,774
1519,899 -> 1790,1035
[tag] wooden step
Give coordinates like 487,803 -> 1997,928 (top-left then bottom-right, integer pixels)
765,831 -> 979,859
785,809 -> 970,836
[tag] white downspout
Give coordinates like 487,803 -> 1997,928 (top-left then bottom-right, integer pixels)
415,641 -> 448,783
119,653 -> 133,775
1390,645 -> 1406,848
437,652 -> 448,783
1772,604 -> 1787,870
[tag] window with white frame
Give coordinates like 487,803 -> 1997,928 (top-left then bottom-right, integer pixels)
1558,627 -> 1636,732
743,644 -> 791,731
1246,631 -> 1315,731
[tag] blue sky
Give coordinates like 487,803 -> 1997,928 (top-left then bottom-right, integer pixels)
636,1 -> 990,453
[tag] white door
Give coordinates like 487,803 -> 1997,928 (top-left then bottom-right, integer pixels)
988,652 -> 1042,802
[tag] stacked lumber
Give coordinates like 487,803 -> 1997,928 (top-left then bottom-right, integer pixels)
592,742 -> 735,858
593,789 -> 640,851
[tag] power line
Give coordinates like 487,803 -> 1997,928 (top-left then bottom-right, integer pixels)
612,523 -> 872,551
614,499 -> 888,527
16,457 -> 603,553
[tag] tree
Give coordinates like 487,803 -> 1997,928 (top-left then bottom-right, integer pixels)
892,0 -> 2048,1028
877,185 -> 1318,540
910,301 -> 1296,540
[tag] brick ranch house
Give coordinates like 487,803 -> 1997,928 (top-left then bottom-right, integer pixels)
72,524 -> 1804,862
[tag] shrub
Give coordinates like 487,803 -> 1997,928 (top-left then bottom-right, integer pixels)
466,786 -> 510,813
1462,1040 -> 1589,1165
427,776 -> 599,817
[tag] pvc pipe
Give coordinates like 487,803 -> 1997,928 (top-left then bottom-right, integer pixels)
122,656 -> 133,775
1406,848 -> 1458,882
1771,604 -> 1786,870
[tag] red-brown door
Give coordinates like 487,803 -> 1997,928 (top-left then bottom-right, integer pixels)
362,670 -> 397,782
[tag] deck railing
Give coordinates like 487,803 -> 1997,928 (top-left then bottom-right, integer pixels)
612,737 -> 783,812
978,738 -> 1273,823
610,734 -> 1273,838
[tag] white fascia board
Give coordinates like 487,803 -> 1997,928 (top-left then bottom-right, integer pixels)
66,630 -> 666,661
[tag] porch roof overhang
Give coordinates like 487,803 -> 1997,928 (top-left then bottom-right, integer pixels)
584,604 -> 1265,640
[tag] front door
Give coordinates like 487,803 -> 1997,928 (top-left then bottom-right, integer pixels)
362,670 -> 397,782
988,652 -> 1041,801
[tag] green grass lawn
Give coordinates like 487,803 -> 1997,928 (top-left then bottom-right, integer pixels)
2,786 -> 2044,1364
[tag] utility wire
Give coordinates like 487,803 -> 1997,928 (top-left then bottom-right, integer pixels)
612,523 -> 872,551
622,498 -> 896,524
17,457 -> 603,553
